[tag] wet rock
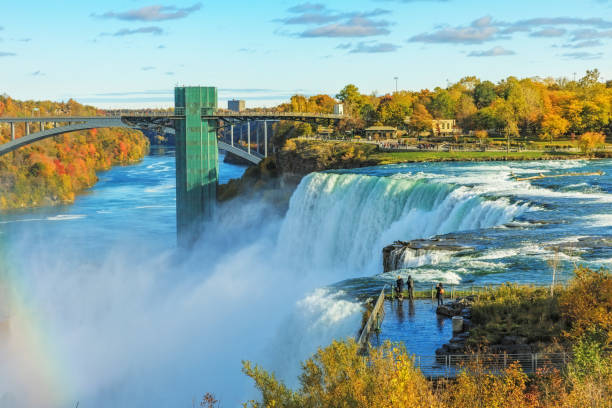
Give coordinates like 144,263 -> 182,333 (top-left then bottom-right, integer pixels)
462,319 -> 472,331
449,336 -> 465,344
446,343 -> 464,352
382,238 -> 473,272
436,297 -> 474,317
491,344 -> 532,354
546,237 -> 612,252
455,332 -> 470,340
501,335 -> 527,345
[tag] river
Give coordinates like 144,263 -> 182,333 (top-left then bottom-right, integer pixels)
0,149 -> 610,407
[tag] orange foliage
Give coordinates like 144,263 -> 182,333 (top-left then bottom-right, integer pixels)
0,95 -> 149,209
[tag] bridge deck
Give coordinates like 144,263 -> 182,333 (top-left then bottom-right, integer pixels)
0,111 -> 346,122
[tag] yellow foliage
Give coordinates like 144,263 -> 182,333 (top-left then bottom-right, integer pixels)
578,132 -> 606,153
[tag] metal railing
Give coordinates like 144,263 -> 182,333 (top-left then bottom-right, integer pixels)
206,110 -> 346,119
413,352 -> 569,378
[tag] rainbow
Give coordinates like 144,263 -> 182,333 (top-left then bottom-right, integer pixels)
0,241 -> 74,407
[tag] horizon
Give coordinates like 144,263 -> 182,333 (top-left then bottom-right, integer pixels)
1,0 -> 612,108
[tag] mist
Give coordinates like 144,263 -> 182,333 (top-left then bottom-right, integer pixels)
0,167 -> 527,407
0,192 -> 362,408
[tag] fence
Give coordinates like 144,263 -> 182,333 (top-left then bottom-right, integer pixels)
412,352 -> 570,378
357,286 -> 386,352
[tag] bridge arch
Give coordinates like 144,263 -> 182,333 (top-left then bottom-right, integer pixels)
0,118 -> 130,156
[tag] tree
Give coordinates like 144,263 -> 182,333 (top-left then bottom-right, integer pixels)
407,103 -> 433,135
473,81 -> 497,108
455,94 -> 478,130
493,99 -> 520,152
378,101 -> 410,128
308,94 -> 336,113
360,103 -> 380,126
578,131 -> 606,153
474,129 -> 489,147
335,84 -> 365,117
579,69 -> 601,88
428,89 -> 456,119
541,113 -> 569,141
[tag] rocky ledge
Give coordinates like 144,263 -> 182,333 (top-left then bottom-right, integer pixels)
382,238 -> 472,273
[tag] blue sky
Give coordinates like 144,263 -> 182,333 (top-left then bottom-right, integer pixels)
1,0 -> 611,108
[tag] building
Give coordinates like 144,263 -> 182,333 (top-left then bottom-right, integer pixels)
432,119 -> 459,136
334,103 -> 344,115
228,99 -> 246,112
365,126 -> 398,140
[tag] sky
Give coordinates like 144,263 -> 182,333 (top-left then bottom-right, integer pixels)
0,0 -> 611,108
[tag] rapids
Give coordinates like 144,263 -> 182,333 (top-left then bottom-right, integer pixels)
0,149 -> 610,407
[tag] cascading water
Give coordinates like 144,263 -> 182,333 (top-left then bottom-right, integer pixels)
2,154 -> 610,408
277,172 -> 528,276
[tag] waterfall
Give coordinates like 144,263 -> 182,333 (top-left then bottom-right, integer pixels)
277,172 -> 527,276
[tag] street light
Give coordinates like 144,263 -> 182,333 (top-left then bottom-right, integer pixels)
394,77 -> 398,93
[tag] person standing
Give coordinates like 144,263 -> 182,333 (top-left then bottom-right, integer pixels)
407,275 -> 414,300
395,276 -> 404,299
436,283 -> 444,306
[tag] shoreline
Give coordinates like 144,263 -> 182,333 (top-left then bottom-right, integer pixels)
369,150 -> 611,165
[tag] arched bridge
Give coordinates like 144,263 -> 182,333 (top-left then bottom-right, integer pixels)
0,86 -> 346,245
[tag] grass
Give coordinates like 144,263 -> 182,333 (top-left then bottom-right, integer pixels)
467,284 -> 566,349
370,150 -> 587,165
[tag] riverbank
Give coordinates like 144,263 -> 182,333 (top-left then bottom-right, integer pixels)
218,139 -> 609,208
371,149 -> 611,165
242,266 -> 611,407
0,96 -> 149,210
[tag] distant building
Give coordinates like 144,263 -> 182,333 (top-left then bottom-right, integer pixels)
365,126 -> 398,140
228,99 -> 246,112
432,119 -> 460,135
334,103 -> 344,115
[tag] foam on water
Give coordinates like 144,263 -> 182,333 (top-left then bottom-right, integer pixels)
278,172 -> 527,275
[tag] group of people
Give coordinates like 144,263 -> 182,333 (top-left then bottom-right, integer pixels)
394,275 -> 414,300
395,276 -> 446,305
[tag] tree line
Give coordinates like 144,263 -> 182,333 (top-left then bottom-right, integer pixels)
274,70 -> 611,146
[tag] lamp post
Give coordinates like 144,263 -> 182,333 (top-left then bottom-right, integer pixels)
394,77 -> 398,93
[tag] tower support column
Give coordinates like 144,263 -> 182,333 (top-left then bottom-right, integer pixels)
174,86 -> 218,246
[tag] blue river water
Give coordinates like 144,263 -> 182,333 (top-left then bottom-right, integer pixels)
0,149 -> 610,407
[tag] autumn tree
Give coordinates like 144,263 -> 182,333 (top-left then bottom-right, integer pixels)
541,113 -> 569,141
408,103 -> 433,135
578,131 -> 606,153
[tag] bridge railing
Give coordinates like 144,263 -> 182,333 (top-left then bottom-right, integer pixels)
1,109 -> 348,121
206,110 -> 346,119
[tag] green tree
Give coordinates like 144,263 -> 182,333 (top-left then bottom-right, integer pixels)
336,84 -> 365,117
428,89 -> 456,119
473,81 -> 497,108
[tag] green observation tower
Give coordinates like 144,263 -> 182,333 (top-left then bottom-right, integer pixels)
174,86 -> 219,246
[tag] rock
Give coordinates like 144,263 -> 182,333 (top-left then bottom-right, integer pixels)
449,336 -> 465,344
501,335 -> 528,345
382,237 -> 473,272
456,332 -> 470,340
446,343 -> 464,352
436,304 -> 458,317
491,343 -> 531,354
462,319 -> 472,331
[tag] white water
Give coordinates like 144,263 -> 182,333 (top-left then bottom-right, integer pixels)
278,172 -> 528,275
0,169 -> 529,407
